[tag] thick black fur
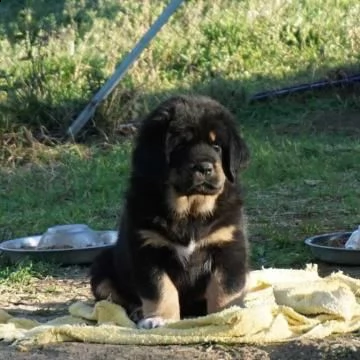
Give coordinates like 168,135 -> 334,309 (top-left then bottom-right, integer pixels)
90,95 -> 250,322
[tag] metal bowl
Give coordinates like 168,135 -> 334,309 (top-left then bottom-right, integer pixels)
0,230 -> 118,265
304,231 -> 360,265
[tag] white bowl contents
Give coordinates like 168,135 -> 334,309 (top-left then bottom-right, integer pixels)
37,224 -> 98,250
344,225 -> 360,250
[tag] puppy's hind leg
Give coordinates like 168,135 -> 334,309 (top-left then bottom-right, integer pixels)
206,241 -> 249,314
90,248 -> 123,304
136,270 -> 180,329
90,248 -> 143,322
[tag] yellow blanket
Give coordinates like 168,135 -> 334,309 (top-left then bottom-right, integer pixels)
1,264 -> 360,348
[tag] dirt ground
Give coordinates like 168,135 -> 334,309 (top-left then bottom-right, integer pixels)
1,338 -> 360,360
1,263 -> 360,359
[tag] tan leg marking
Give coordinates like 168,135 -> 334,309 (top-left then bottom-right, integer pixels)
206,272 -> 248,314
140,225 -> 237,252
138,230 -> 171,249
199,225 -> 236,247
95,279 -> 123,305
141,273 -> 180,321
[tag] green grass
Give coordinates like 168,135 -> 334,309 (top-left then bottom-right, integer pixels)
1,102 -> 359,271
1,0 -> 360,281
0,259 -> 56,285
1,0 -> 360,136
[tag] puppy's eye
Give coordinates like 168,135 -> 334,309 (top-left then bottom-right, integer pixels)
212,144 -> 221,153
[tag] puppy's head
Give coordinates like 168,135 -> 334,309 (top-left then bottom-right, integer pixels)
133,95 -> 249,197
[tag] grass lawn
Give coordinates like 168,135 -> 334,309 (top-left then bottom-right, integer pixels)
1,92 -> 360,284
0,0 -> 360,283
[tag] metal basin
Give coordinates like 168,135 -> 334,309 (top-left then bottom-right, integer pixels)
0,230 -> 117,265
304,231 -> 360,265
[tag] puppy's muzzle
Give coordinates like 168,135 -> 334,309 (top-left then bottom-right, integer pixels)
190,161 -> 214,178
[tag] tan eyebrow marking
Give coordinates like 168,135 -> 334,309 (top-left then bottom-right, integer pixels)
209,131 -> 216,142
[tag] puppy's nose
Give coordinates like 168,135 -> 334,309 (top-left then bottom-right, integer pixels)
192,162 -> 214,176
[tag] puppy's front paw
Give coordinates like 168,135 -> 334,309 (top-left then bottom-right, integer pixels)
137,316 -> 165,329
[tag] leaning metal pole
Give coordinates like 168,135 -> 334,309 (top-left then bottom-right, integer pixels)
67,0 -> 185,138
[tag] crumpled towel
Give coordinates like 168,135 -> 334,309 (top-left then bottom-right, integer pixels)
1,264 -> 360,348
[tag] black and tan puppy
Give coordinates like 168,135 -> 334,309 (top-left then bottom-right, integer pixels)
90,95 -> 250,329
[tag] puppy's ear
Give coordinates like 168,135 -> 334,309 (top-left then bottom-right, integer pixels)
131,97 -> 179,180
223,129 -> 250,183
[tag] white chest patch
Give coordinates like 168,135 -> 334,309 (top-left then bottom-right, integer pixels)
174,240 -> 196,262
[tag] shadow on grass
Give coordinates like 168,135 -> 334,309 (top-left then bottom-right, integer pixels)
90,64 -> 360,141
2,64 -> 360,147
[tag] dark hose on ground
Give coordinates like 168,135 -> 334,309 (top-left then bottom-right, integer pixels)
249,74 -> 360,102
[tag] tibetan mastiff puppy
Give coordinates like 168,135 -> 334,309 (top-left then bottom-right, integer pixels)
90,95 -> 250,329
